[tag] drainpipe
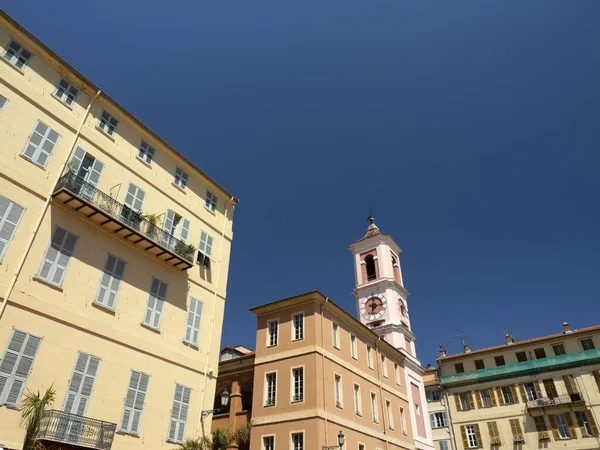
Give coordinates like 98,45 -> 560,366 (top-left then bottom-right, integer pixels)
320,297 -> 330,448
0,89 -> 101,322
197,196 -> 235,438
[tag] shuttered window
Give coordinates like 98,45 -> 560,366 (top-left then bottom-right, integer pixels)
509,419 -> 524,442
543,379 -> 558,398
2,40 -> 32,70
549,413 -> 575,440
461,424 -> 482,448
575,410 -> 599,437
534,416 -> 551,441
69,146 -> 104,190
143,278 -> 167,329
63,352 -> 100,416
0,93 -> 7,112
94,254 -> 126,309
0,196 -> 25,262
487,421 -> 500,445
0,330 -> 41,406
593,370 -> 600,392
37,227 -> 78,287
21,121 -> 60,168
123,183 -> 145,212
97,110 -> 119,136
173,167 -> 188,190
167,384 -> 191,443
137,141 -> 155,165
197,231 -> 213,266
120,370 -> 149,435
184,297 -> 203,346
53,79 -> 79,107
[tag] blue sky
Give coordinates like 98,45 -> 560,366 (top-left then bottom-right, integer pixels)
6,1 -> 600,366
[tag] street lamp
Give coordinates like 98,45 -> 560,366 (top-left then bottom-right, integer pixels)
322,430 -> 345,450
201,389 -> 230,419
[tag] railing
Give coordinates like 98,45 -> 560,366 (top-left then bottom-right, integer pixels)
513,434 -> 525,444
526,393 -> 584,409
55,172 -> 195,263
490,437 -> 501,446
439,348 -> 600,387
37,410 -> 116,450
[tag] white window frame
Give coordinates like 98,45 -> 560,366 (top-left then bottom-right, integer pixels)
292,312 -> 304,341
439,440 -> 450,450
292,367 -> 304,403
2,40 -> 32,71
353,383 -> 362,416
577,411 -> 593,437
459,392 -> 471,411
197,231 -> 213,267
400,407 -> 407,435
524,382 -> 537,401
173,167 -> 188,190
21,120 -> 61,169
370,392 -> 378,423
53,78 -> 79,108
332,322 -> 340,349
97,110 -> 119,137
466,425 -> 478,448
267,319 -> 278,347
367,346 -> 374,370
0,93 -> 7,112
381,355 -> 388,378
334,373 -> 342,408
137,140 -> 156,165
430,411 -> 448,428
265,372 -> 277,407
386,399 -> 394,429
262,436 -> 275,450
555,414 -> 570,439
205,190 -> 218,213
291,432 -> 304,450
350,334 -> 357,360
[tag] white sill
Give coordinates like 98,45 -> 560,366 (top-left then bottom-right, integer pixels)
20,154 -> 46,170
266,344 -> 278,349
136,155 -> 153,167
171,182 -> 187,193
51,93 -> 74,110
0,56 -> 26,74
140,322 -> 161,334
92,301 -> 116,314
96,125 -> 116,141
33,276 -> 63,292
182,340 -> 199,350
204,205 -> 216,215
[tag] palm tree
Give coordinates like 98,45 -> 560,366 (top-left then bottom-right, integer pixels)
20,386 -> 56,450
177,423 -> 252,450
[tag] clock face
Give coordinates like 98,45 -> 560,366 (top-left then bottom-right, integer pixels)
360,294 -> 387,321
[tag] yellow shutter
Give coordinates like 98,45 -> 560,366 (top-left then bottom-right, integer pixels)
575,411 -> 586,436
496,387 -> 505,406
475,390 -> 483,409
563,376 -> 575,395
510,385 -> 519,403
593,370 -> 600,392
519,384 -> 527,402
474,424 -> 483,448
454,393 -> 462,412
490,388 -> 497,407
534,416 -> 550,441
487,421 -> 499,438
460,425 -> 469,448
548,415 -> 560,440
468,391 -> 475,410
588,411 -> 599,436
565,413 -> 577,439
534,380 -> 543,398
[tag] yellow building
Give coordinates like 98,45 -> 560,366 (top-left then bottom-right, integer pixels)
423,367 -> 453,450
0,9 -> 236,450
437,323 -> 600,450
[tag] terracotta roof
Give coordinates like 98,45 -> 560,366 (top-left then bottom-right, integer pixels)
438,324 -> 600,361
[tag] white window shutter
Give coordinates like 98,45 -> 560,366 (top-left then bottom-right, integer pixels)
37,227 -> 78,286
124,184 -> 145,212
63,353 -> 100,416
144,278 -> 167,329
180,218 -> 190,243
164,210 -> 175,235
168,384 -> 191,443
184,298 -> 203,345
87,159 -> 104,187
70,146 -> 86,174
95,254 -> 126,309
120,370 -> 149,434
0,196 -> 25,262
0,330 -> 41,406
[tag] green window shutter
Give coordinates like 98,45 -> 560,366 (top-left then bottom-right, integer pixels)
21,121 -> 60,168
95,254 -> 126,309
184,297 -> 203,346
120,370 -> 150,434
143,278 -> 167,329
0,196 -> 25,262
63,352 -> 100,416
168,384 -> 191,443
69,146 -> 86,174
180,218 -> 190,243
0,330 -> 41,406
37,227 -> 78,286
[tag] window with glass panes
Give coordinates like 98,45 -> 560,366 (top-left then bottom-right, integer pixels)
480,389 -> 493,408
439,441 -> 450,450
53,78 -> 79,107
501,385 -> 515,404
353,384 -> 361,415
292,368 -> 303,402
554,414 -> 571,439
205,191 -> 218,212
465,425 -> 478,448
351,335 -> 357,359
430,412 -> 447,428
98,110 -> 119,136
426,390 -> 441,402
371,392 -> 378,423
332,322 -> 339,348
138,141 -> 155,165
174,167 -> 188,189
581,339 -> 595,351
263,436 -> 274,450
334,375 -> 342,407
267,320 -> 278,347
291,433 -> 303,450
524,382 -> 538,401
2,40 -> 32,70
292,313 -> 303,341
552,344 -> 566,356
265,373 -> 276,406
459,392 -> 471,411
494,355 -> 505,366
534,348 -> 546,359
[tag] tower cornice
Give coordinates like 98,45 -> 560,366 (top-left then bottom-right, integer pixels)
353,277 -> 409,299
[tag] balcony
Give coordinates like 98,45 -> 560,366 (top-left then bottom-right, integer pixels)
36,410 -> 116,450
439,348 -> 600,388
53,172 -> 194,270
526,393 -> 585,411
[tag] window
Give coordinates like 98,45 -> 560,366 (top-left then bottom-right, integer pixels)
459,392 -> 472,411
426,390 -> 441,402
463,424 -> 480,449
480,389 -> 493,408
179,218 -> 190,244
21,121 -> 61,168
119,370 -> 149,435
543,379 -> 558,398
292,368 -> 303,402
173,167 -> 189,190
474,359 -> 485,370
501,385 -> 515,404
358,445 -> 364,450
184,297 -> 203,346
163,209 -> 182,246
553,414 -> 571,439
576,410 -> 598,437
37,226 -> 78,287
267,320 -> 278,347
454,363 -> 464,373
563,375 -> 578,396
381,355 -> 388,378
265,373 -> 276,406
197,231 -> 213,267
439,441 -> 450,450
353,384 -> 361,416
53,78 -> 79,107
581,338 -> 595,351
292,313 -> 304,341
494,355 -> 505,366
0,195 -> 25,262
515,351 -> 527,362
386,400 -> 393,429
367,346 -> 373,369
0,93 -> 6,112
167,384 -> 192,443
69,146 -> 105,197
553,344 -> 566,356
94,254 -> 126,309
138,140 -> 156,165
370,392 -> 378,423
400,407 -> 407,435
394,362 -> 401,385
534,348 -> 546,359
430,412 -> 448,428
534,416 -> 550,441
97,110 -> 118,136
509,418 -> 524,442
334,374 -> 342,408
332,322 -> 340,349
63,352 -> 100,416
0,330 -> 41,406
142,278 -> 168,329
121,183 -> 145,229
263,436 -> 274,450
2,40 -> 32,70
291,433 -> 303,450
351,334 -> 357,359
524,382 -> 538,401
593,370 -> 600,392
487,421 -> 500,445
205,191 -> 218,213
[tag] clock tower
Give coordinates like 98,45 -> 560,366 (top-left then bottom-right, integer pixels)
350,216 -> 434,450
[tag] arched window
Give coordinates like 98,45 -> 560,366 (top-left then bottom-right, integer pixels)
391,255 -> 401,283
365,255 -> 377,281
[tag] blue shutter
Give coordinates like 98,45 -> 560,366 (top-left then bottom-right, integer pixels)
184,298 -> 203,345
95,254 -> 126,309
0,330 -> 41,406
180,218 -> 190,243
0,196 -> 25,262
143,278 -> 167,329
37,227 -> 78,287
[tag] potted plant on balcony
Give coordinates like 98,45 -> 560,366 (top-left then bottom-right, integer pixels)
144,212 -> 160,239
20,385 -> 56,450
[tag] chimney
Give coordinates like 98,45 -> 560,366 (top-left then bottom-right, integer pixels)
563,322 -> 571,333
505,334 -> 515,344
438,344 -> 447,358
463,343 -> 471,353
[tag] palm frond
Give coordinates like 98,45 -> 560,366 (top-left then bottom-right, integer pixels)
20,385 -> 56,450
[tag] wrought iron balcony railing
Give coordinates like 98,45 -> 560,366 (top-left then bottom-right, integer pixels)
439,348 -> 600,387
53,172 -> 195,270
526,393 -> 584,410
37,410 -> 116,450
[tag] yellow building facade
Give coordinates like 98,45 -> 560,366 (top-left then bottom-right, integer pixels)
0,9 -> 236,450
437,323 -> 600,450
